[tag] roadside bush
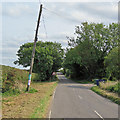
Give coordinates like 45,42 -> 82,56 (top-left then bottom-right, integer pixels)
104,47 -> 119,80
106,85 -> 114,92
65,69 -> 70,77
100,81 -> 119,94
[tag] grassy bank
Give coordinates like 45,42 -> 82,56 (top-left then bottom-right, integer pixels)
2,65 -> 39,95
91,81 -> 120,105
2,81 -> 58,118
2,65 -> 58,118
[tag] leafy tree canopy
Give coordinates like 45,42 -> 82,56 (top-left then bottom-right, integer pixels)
104,47 -> 119,80
64,22 -> 118,80
14,41 -> 64,81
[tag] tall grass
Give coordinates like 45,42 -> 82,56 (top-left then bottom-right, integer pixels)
100,81 -> 120,94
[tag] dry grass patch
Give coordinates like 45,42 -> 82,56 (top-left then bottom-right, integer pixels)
2,82 -> 57,118
100,81 -> 118,89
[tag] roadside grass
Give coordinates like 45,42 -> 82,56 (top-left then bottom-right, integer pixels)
26,88 -> 38,93
2,81 -> 58,118
99,81 -> 120,94
2,89 -> 21,97
99,81 -> 118,89
31,82 -> 57,118
91,86 -> 120,105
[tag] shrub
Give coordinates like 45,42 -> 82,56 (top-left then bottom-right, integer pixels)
100,81 -> 119,94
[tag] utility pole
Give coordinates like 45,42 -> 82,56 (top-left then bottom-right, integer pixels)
26,4 -> 43,91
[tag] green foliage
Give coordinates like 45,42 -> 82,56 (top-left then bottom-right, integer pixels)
64,22 -> 118,80
14,41 -> 64,81
65,69 -> 71,77
28,88 -> 38,93
1,65 -> 39,94
104,47 -> 119,80
50,75 -> 58,82
3,88 -> 21,96
102,82 -> 120,94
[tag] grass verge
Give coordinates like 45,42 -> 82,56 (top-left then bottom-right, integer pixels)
2,81 -> 58,118
30,82 -> 57,118
91,86 -> 120,105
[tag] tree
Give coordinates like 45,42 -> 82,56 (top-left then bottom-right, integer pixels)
64,22 -> 118,80
104,47 -> 119,80
14,41 -> 64,81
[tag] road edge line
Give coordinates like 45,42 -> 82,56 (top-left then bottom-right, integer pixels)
48,85 -> 57,119
49,110 -> 51,120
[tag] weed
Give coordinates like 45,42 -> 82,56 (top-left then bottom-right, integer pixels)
3,88 -> 21,97
28,88 -> 38,93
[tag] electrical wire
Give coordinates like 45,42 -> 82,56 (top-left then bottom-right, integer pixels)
37,0 -> 48,41
42,14 -> 48,39
43,7 -> 72,21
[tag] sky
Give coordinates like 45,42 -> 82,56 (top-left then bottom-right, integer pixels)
0,0 -> 119,69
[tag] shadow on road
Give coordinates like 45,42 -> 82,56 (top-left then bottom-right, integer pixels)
67,85 -> 93,90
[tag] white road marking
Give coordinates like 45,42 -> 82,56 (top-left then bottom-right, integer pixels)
49,110 -> 51,120
49,86 -> 57,119
53,90 -> 56,99
94,110 -> 104,120
78,95 -> 82,99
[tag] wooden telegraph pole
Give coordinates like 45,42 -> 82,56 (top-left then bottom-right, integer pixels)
26,4 -> 43,91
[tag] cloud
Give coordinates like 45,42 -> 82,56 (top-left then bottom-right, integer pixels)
67,3 -> 118,24
75,3 -> 118,21
2,3 -> 37,18
44,2 -> 118,24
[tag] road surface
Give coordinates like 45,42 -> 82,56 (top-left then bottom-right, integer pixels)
49,73 -> 118,119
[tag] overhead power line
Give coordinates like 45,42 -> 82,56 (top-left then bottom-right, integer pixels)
42,14 -> 48,39
43,7 -> 73,21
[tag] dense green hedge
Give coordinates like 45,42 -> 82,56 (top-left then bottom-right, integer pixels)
1,65 -> 39,93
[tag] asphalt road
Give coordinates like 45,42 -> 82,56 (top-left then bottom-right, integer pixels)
49,73 -> 118,119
